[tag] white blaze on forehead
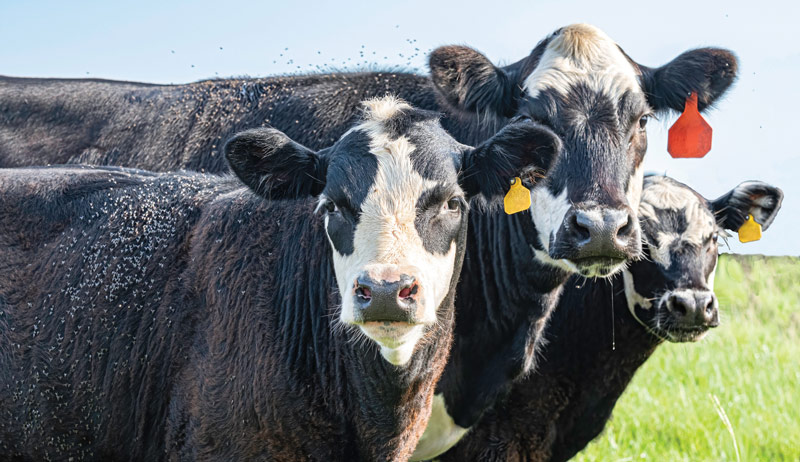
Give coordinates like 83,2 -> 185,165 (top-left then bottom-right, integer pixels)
639,177 -> 718,268
329,99 -> 457,366
524,24 -> 641,101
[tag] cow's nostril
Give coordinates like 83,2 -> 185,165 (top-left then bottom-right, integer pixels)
398,283 -> 418,301
355,286 -> 372,301
571,212 -> 591,241
670,296 -> 688,316
617,214 -> 634,238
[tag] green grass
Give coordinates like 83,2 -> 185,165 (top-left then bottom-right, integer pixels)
574,254 -> 800,462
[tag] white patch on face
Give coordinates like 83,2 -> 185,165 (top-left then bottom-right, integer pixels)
622,268 -> 652,322
328,116 -> 457,366
410,394 -> 469,461
707,258 -> 718,292
530,186 -> 570,254
523,24 -> 641,102
626,164 -> 645,212
639,176 -> 719,269
648,231 -> 678,268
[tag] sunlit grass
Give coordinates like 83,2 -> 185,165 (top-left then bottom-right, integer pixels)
574,254 -> 800,462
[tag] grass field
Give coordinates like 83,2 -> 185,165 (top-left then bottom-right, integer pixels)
574,254 -> 800,462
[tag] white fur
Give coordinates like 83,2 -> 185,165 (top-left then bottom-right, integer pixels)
626,164 -> 645,212
523,24 -> 641,102
640,176 -> 719,267
622,268 -> 652,318
707,258 -> 718,291
530,186 -> 571,254
328,107 -> 457,366
410,394 -> 469,461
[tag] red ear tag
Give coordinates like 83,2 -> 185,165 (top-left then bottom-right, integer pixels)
667,92 -> 712,158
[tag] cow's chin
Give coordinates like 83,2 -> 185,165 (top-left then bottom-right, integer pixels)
359,323 -> 427,366
572,257 -> 627,278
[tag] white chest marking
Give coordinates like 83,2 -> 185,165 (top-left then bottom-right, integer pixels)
410,394 -> 469,461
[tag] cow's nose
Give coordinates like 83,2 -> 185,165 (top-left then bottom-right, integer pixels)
353,272 -> 420,324
667,291 -> 719,328
553,206 -> 640,261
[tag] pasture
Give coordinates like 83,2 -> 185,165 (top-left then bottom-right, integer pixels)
575,254 -> 800,461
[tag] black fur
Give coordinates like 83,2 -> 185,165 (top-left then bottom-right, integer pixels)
0,165 -> 456,461
639,48 -> 739,112
437,177 -> 783,462
710,180 -> 784,231
0,103 -> 562,460
225,128 -> 326,199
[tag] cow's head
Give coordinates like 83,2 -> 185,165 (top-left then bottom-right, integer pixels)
429,23 -> 738,277
225,96 -> 559,365
624,176 -> 782,342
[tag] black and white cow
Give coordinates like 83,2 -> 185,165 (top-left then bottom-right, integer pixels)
434,176 -> 783,462
0,97 -> 559,461
0,24 -> 739,458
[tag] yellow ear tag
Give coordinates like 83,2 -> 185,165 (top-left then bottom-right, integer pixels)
738,215 -> 762,243
504,177 -> 531,215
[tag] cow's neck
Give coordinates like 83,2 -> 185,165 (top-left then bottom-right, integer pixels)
340,308 -> 454,460
437,279 -> 662,462
539,278 -> 661,462
438,208 -> 570,428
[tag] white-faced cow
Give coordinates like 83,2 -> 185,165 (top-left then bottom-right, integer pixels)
0,97 -> 560,461
433,176 -> 783,462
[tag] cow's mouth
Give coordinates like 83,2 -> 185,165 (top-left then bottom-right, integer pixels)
661,325 -> 712,343
357,322 -> 427,366
571,256 -> 626,278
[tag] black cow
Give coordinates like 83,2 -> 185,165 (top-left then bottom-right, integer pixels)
0,97 -> 559,461
435,176 -> 784,462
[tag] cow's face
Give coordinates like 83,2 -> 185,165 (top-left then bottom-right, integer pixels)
429,23 -> 738,278
226,96 -> 560,365
623,176 -> 782,342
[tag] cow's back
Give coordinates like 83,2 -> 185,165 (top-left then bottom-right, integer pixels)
0,72 -> 438,172
0,166 -> 235,460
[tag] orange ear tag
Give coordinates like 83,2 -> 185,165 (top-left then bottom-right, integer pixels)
738,215 -> 762,243
668,92 -> 713,158
504,177 -> 531,215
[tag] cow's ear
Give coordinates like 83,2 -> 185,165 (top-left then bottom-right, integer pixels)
710,181 -> 783,232
640,48 -> 738,113
429,45 -> 520,119
225,128 -> 326,199
460,119 -> 560,200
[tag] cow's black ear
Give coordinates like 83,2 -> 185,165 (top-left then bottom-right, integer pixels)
460,119 -> 561,200
710,181 -> 783,232
640,48 -> 738,113
225,128 -> 326,200
429,45 -> 520,119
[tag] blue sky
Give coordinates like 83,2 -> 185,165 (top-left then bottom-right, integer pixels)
1,0 -> 797,255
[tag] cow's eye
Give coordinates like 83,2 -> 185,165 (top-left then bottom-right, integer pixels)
324,200 -> 339,214
639,115 -> 649,130
444,197 -> 461,213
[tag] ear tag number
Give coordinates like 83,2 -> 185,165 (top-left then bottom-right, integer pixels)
738,215 -> 762,243
668,92 -> 713,158
504,177 -> 531,215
